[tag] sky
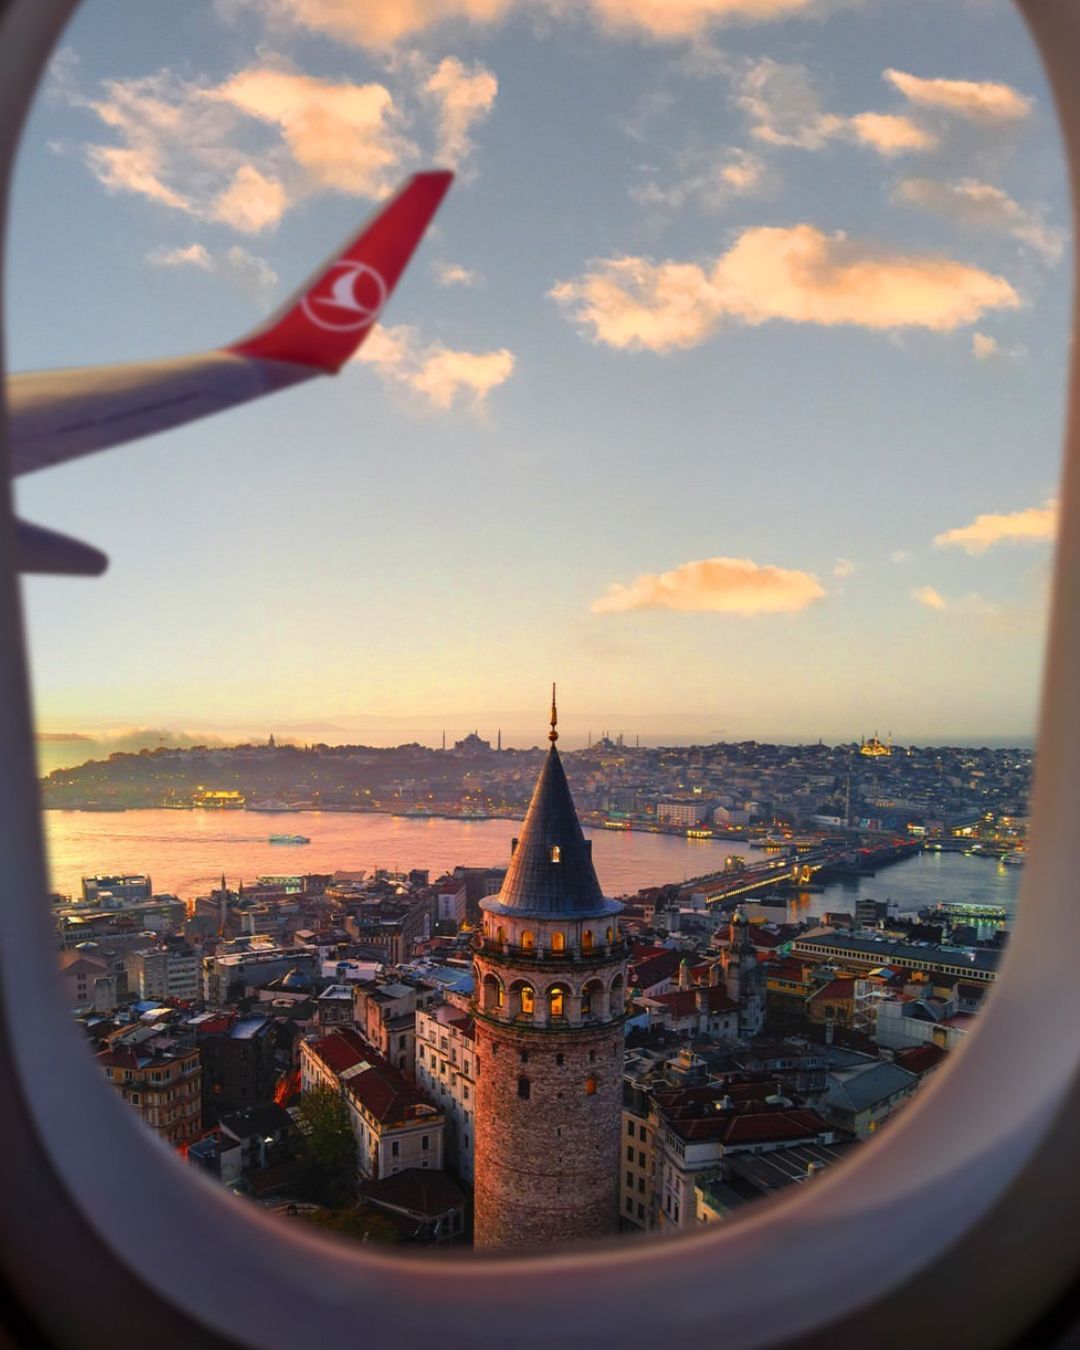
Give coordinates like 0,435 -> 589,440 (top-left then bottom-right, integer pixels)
6,0 -> 1071,747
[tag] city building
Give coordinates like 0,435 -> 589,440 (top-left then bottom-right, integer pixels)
471,698 -> 628,1250
125,943 -> 200,1002
300,1028 -> 444,1180
415,1002 -> 477,1182
96,1036 -> 202,1148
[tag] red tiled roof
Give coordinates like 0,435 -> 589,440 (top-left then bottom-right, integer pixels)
310,1028 -> 437,1126
308,1026 -> 371,1074
629,949 -> 683,990
894,1044 -> 948,1075
359,1168 -> 465,1217
649,986 -> 739,1018
807,978 -> 855,1004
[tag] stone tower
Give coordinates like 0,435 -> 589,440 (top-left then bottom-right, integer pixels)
472,692 -> 627,1250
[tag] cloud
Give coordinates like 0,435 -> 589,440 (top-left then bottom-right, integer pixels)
631,147 -> 774,214
262,0 -> 513,48
210,164 -> 289,232
433,261 -> 481,286
912,585 -> 948,610
892,178 -> 1065,264
357,323 -> 515,412
144,241 -> 279,305
884,69 -> 1033,123
145,242 -> 213,269
592,556 -> 826,615
222,245 -> 281,305
912,586 -> 996,615
833,558 -> 856,579
581,0 -> 837,41
419,56 -> 498,169
972,332 -> 998,360
238,0 -> 847,48
53,58 -> 420,234
210,68 -> 416,197
934,500 -> 1058,554
551,226 -> 1020,352
732,60 -> 937,157
849,113 -> 937,156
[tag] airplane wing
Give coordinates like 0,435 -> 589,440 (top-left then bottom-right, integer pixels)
6,169 -> 452,574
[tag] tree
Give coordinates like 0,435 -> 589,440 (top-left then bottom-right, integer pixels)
295,1085 -> 357,1208
300,1207 -> 401,1246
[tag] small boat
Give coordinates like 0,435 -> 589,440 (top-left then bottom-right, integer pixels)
269,834 -> 310,845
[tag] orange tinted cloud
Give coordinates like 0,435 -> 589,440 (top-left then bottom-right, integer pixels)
592,556 -> 826,615
358,324 -> 515,412
270,0 -> 512,47
884,69 -> 1032,123
893,177 -> 1064,263
934,501 -> 1058,554
849,113 -> 937,156
552,226 -> 1019,351
211,69 -> 415,197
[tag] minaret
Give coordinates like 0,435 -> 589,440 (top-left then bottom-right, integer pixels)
497,728 -> 502,753
472,688 -> 627,1250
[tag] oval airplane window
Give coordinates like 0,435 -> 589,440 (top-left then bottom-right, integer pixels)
2,0 -> 1080,1345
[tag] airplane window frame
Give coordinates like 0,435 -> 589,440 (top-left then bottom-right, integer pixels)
0,1 -> 1079,1347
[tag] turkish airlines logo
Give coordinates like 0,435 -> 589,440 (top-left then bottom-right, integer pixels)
302,260 -> 388,333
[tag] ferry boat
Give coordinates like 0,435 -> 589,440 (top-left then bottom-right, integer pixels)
247,800 -> 297,813
192,788 -> 245,809
268,834 -> 310,845
1002,850 -> 1026,867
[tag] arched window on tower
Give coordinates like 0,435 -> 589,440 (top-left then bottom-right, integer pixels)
606,926 -> 614,945
548,984 -> 570,1020
582,930 -> 594,952
518,1076 -> 531,1101
521,930 -> 535,952
550,844 -> 561,863
495,925 -> 506,948
551,931 -> 565,953
520,985 -> 535,1016
482,973 -> 504,1013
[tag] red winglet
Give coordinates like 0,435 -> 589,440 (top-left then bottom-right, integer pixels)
230,170 -> 454,373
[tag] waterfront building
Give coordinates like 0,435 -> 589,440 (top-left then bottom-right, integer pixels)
791,933 -> 1000,984
81,874 -> 153,905
471,694 -> 628,1250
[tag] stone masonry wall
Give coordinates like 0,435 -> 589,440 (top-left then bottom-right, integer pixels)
473,1016 -> 623,1250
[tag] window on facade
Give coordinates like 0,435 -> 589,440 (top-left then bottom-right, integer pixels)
626,1197 -> 633,1213
518,1076 -> 530,1100
551,931 -> 565,952
627,1146 -> 634,1161
520,985 -> 534,1015
639,1151 -> 646,1166
422,1135 -> 430,1151
627,1121 -> 635,1136
582,930 -> 593,952
626,1172 -> 633,1188
606,927 -> 614,944
391,1141 -> 399,1157
585,1077 -> 597,1095
521,930 -> 535,951
638,1203 -> 645,1220
550,845 -> 561,863
638,1178 -> 645,1193
549,987 -> 566,1018
556,1053 -> 565,1067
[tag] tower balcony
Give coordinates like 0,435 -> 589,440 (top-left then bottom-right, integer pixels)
473,934 -> 629,965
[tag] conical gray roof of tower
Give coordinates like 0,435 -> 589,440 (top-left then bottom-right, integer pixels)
481,745 -> 622,920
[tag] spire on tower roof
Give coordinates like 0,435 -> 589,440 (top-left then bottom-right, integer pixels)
549,682 -> 558,744
481,693 -> 621,921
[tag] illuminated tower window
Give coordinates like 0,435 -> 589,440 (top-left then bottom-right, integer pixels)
551,845 -> 561,863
